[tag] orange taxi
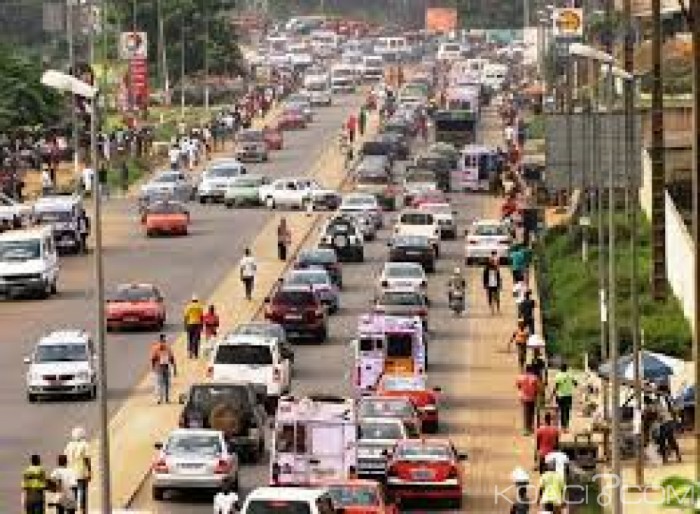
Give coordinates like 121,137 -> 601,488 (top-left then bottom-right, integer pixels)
324,479 -> 398,514
142,200 -> 190,237
376,374 -> 441,433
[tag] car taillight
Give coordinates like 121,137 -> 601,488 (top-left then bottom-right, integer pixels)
386,464 -> 398,477
468,239 -> 478,245
273,367 -> 281,382
206,366 -> 213,378
153,459 -> 168,473
447,466 -> 459,479
214,458 -> 232,474
417,308 -> 428,316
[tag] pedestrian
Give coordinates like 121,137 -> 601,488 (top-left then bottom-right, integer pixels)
169,144 -> 180,170
551,363 -> 577,431
516,364 -> 539,435
150,334 -> 177,404
64,427 -> 91,514
358,108 -> 367,136
41,168 -> 53,195
50,454 -> 77,514
346,114 -> 357,144
81,166 -> 94,196
535,413 -> 560,474
519,290 -> 537,334
537,460 -> 565,514
213,477 -> 240,514
183,294 -> 204,359
120,161 -> 129,193
97,165 -> 109,199
509,319 -> 530,370
482,253 -> 502,314
655,408 -> 682,464
202,304 -> 220,358
277,217 -> 291,261
77,210 -> 89,254
22,454 -> 47,514
509,244 -> 528,284
239,248 -> 257,301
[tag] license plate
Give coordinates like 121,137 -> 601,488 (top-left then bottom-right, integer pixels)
412,468 -> 435,480
178,463 -> 204,474
124,316 -> 139,323
405,251 -> 420,256
285,314 -> 302,320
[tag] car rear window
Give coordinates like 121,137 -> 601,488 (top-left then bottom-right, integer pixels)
386,333 -> 413,357
474,224 -> 508,236
400,213 -> 433,225
189,386 -> 250,411
381,291 -> 422,305
298,250 -> 336,264
245,500 -> 312,514
274,290 -> 316,306
214,344 -> 273,365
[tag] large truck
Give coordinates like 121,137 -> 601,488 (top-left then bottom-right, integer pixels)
434,86 -> 479,147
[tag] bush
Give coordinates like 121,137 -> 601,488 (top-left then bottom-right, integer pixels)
536,212 -> 691,366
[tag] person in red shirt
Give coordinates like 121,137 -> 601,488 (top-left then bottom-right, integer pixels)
516,364 -> 540,435
536,412 -> 560,473
202,305 -> 220,357
346,114 -> 357,144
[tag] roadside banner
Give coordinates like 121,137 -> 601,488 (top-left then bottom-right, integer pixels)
552,8 -> 583,41
425,7 -> 458,34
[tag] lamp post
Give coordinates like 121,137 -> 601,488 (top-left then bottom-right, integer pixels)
40,68 -> 112,513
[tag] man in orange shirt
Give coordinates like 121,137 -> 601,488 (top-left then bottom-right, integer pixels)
536,412 -> 560,474
516,364 -> 539,435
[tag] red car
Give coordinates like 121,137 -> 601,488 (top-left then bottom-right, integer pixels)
106,283 -> 166,331
386,438 -> 466,508
376,373 -> 441,433
277,108 -> 307,130
264,284 -> 328,341
324,480 -> 399,514
263,125 -> 284,150
410,189 -> 447,208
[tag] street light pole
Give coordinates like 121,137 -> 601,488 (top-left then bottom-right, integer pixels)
203,0 -> 210,114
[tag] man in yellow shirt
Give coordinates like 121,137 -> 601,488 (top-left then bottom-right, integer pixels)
538,461 -> 565,514
64,426 -> 91,514
183,294 -> 204,359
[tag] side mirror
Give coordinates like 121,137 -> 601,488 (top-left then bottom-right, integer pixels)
23,356 -> 31,364
178,393 -> 186,404
433,386 -> 442,392
336,508 -> 346,514
154,442 -> 163,450
458,452 -> 468,461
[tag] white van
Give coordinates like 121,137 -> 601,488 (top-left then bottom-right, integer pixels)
241,487 -> 339,514
374,37 -> 407,62
0,226 -> 59,299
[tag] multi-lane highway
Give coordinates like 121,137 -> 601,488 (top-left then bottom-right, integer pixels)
0,95 -> 362,504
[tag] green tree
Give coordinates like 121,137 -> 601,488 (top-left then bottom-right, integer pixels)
0,47 -> 61,132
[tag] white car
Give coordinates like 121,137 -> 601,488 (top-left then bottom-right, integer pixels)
139,170 -> 195,204
418,202 -> 457,239
303,81 -> 332,106
24,329 -> 97,402
338,193 -> 383,229
464,219 -> 513,265
241,487 -> 337,514
196,159 -> 247,203
378,262 -> 428,300
258,177 -> 340,210
393,209 -> 440,257
209,334 -> 292,410
0,192 -> 32,226
152,428 -> 239,500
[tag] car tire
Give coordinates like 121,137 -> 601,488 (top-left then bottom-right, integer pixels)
225,200 -> 234,209
88,385 -> 97,400
448,497 -> 463,509
426,262 -> 435,273
465,257 -> 473,266
199,196 -> 207,205
50,279 -> 57,295
232,475 -> 240,491
318,326 -> 328,343
152,486 -> 165,501
27,392 -> 37,403
356,249 -> 364,263
265,197 -> 275,209
423,420 -> 438,434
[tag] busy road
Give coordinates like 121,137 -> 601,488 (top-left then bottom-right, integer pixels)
0,94 -> 363,503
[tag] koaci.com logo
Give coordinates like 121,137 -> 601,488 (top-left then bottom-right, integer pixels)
494,474 -> 699,507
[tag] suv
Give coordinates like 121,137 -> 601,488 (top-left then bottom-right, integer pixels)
318,215 -> 364,262
264,285 -> 328,342
24,330 -> 97,402
235,129 -> 269,162
34,195 -> 87,254
178,382 -> 267,462
209,334 -> 293,412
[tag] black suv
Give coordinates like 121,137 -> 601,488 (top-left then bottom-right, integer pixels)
294,248 -> 343,288
178,382 -> 267,462
318,215 -> 364,262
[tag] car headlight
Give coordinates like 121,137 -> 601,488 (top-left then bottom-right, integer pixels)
28,371 -> 41,383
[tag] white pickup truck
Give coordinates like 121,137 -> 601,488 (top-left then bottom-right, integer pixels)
258,177 -> 340,210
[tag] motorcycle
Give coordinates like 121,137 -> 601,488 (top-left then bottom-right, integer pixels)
448,288 -> 465,316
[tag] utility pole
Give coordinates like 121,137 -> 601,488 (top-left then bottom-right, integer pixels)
156,0 -> 170,105
203,0 -> 210,114
66,0 -> 80,177
180,12 -> 186,120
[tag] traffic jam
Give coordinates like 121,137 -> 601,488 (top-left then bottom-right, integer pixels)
5,13 -> 525,514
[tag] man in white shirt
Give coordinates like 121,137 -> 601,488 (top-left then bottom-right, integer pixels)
51,454 -> 78,514
81,167 -> 94,195
65,426 -> 91,513
504,124 -> 515,144
239,248 -> 257,301
213,478 -> 239,513
41,169 -> 53,195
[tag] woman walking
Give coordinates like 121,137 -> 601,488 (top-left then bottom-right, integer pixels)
277,218 -> 291,261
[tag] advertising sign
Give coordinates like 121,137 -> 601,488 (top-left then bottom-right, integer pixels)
119,31 -> 148,60
425,7 -> 458,33
128,58 -> 149,108
552,8 -> 583,40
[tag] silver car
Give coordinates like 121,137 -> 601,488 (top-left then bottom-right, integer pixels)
140,170 -> 195,205
151,429 -> 239,500
356,417 -> 408,479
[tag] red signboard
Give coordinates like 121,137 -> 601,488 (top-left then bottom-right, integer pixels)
128,58 -> 149,108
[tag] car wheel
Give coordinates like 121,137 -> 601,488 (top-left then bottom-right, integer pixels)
465,257 -> 473,266
448,497 -> 463,509
232,475 -> 240,491
225,200 -> 234,209
426,262 -> 435,273
265,196 -> 276,209
88,385 -> 97,400
356,249 -> 364,263
49,279 -> 57,295
199,196 -> 207,205
152,486 -> 165,501
27,392 -> 37,403
318,326 -> 328,343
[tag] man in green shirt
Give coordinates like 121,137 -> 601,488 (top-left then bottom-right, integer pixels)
538,460 -> 565,513
552,363 -> 577,431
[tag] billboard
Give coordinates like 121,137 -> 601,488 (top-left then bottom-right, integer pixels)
425,7 -> 458,33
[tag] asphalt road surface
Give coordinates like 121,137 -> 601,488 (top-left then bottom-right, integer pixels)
0,93 -> 362,505
128,130 -> 501,513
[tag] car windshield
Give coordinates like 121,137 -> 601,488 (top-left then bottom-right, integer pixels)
306,82 -> 327,91
360,398 -> 414,419
245,501 -> 312,514
443,44 -> 460,52
189,386 -> 249,410
357,173 -> 389,185
233,177 -> 263,187
386,265 -> 423,278
298,249 -> 336,264
207,166 -> 240,178
382,376 -> 426,391
274,290 -> 316,306
287,272 -> 329,286
166,433 -> 221,457
0,239 -> 41,261
146,202 -> 186,215
405,172 -> 435,183
400,213 -> 433,225
111,286 -> 157,302
327,485 -> 379,507
359,420 -> 403,440
333,69 -> 354,77
393,235 -> 429,247
381,291 -> 422,306
37,210 -> 72,222
343,196 -> 375,207
422,203 -> 451,214
238,131 -> 264,142
35,343 -> 87,363
154,174 -> 178,183
474,224 -> 507,236
215,344 -> 273,365
396,444 -> 452,460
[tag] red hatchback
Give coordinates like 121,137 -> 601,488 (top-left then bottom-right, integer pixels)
278,108 -> 307,130
386,438 -> 466,508
264,285 -> 328,342
106,283 -> 166,331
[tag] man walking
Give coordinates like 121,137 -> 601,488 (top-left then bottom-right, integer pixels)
276,218 -> 291,261
551,363 -> 577,431
150,334 -> 177,404
358,108 -> 367,136
535,413 -> 560,474
519,290 -> 537,335
239,248 -> 257,300
64,427 -> 91,514
516,364 -> 539,435
22,454 -> 47,514
482,252 -> 502,314
50,454 -> 77,514
346,114 -> 357,144
183,294 -> 204,359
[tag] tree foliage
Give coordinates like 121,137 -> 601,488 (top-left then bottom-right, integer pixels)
0,47 -> 61,132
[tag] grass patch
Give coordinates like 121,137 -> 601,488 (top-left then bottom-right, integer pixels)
536,211 -> 691,367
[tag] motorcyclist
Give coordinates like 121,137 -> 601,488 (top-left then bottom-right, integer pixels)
447,267 -> 466,301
